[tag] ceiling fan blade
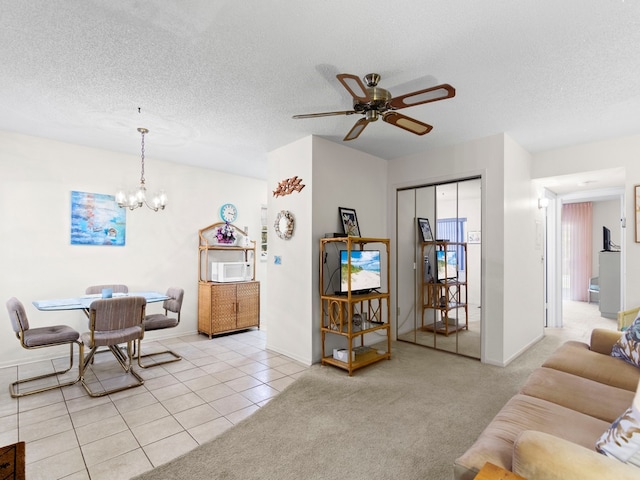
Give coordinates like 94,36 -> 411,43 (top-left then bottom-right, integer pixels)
389,84 -> 455,110
292,110 -> 357,119
343,118 -> 370,141
383,112 -> 433,136
336,73 -> 371,103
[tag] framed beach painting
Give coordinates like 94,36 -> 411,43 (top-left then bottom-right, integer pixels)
71,191 -> 126,246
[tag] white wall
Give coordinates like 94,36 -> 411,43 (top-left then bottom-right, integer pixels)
266,135 -> 388,365
265,136 -> 314,364
532,133 -> 640,309
0,131 -> 267,367
503,135 -> 545,360
311,137 -> 388,358
388,133 -> 543,366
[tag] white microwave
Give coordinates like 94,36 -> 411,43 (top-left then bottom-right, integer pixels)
209,261 -> 252,283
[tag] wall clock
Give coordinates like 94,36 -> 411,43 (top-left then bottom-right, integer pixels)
220,203 -> 238,223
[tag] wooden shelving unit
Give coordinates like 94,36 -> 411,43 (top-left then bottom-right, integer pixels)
198,222 -> 260,338
420,240 -> 468,336
320,236 -> 391,375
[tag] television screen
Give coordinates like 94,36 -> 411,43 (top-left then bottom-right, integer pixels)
340,250 -> 381,293
603,226 -> 611,251
437,250 -> 458,281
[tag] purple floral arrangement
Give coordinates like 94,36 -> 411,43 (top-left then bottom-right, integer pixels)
216,222 -> 236,243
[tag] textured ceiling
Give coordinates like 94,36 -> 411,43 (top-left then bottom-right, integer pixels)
1,1 -> 640,181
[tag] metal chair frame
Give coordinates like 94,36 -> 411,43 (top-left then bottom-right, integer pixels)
7,298 -> 82,398
80,297 -> 145,397
138,288 -> 183,368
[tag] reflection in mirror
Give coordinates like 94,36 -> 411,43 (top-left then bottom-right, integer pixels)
396,178 -> 481,359
396,189 -> 420,345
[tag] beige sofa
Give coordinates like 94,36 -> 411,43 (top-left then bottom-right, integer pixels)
454,329 -> 640,479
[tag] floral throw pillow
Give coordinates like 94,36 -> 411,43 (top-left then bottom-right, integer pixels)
596,396 -> 640,467
611,317 -> 640,367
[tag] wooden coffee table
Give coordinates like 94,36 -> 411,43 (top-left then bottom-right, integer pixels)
474,462 -> 526,480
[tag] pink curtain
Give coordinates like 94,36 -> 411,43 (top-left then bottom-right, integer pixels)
562,202 -> 593,301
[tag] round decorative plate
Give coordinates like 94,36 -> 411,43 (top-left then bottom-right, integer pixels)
274,210 -> 294,240
219,203 -> 238,223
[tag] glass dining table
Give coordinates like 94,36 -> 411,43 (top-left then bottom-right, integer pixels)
33,291 -> 170,316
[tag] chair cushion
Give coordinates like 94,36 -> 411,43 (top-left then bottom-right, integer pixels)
81,326 -> 143,347
144,314 -> 179,331
23,325 -> 79,347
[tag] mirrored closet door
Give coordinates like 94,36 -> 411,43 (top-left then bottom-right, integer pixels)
396,178 -> 482,359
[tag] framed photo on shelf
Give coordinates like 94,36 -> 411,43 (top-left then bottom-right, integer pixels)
339,207 -> 360,237
417,217 -> 433,242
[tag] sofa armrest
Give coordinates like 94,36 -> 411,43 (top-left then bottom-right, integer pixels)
512,430 -> 638,480
590,328 -> 622,355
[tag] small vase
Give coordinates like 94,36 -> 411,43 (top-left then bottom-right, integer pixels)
217,238 -> 236,246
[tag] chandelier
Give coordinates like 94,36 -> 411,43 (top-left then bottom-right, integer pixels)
116,127 -> 167,211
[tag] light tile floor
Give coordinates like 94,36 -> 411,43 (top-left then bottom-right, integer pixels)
0,329 -> 308,480
0,301 -> 619,480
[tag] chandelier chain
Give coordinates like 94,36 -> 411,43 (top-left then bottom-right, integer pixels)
140,129 -> 146,186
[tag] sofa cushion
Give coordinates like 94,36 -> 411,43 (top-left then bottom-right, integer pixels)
596,379 -> 640,467
520,367 -> 633,423
514,431 -> 640,480
453,394 -> 610,478
542,340 -> 640,392
612,317 -> 640,368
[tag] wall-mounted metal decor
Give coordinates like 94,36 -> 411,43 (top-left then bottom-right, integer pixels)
273,176 -> 305,197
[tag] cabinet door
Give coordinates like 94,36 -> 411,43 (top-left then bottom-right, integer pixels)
212,283 -> 238,333
236,282 -> 260,329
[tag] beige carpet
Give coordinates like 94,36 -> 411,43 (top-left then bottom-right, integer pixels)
133,336 -> 564,480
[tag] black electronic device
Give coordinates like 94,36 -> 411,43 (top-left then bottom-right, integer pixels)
603,226 -> 611,251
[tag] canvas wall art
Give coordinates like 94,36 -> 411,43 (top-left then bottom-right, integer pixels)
71,191 -> 126,246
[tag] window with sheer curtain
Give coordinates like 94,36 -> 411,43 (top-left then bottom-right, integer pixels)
437,217 -> 467,270
561,202 -> 592,301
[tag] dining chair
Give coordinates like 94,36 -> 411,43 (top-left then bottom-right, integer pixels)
6,297 -> 82,398
80,296 -> 146,397
85,284 -> 129,295
138,287 -> 184,368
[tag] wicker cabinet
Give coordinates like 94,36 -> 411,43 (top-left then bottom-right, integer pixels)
198,281 -> 260,337
319,236 -> 391,375
198,222 -> 260,338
